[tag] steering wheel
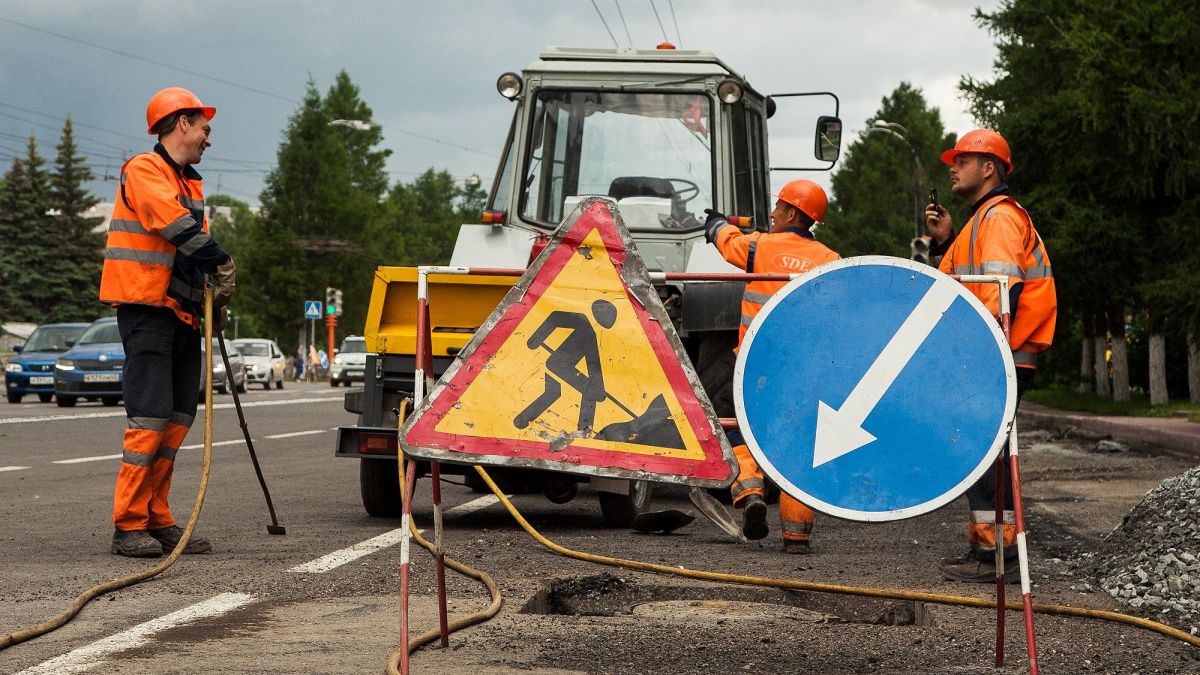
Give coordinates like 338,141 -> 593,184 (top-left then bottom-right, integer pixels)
666,178 -> 701,205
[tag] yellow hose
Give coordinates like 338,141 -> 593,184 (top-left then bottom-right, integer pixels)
0,291 -> 217,651
471,465 -> 1200,650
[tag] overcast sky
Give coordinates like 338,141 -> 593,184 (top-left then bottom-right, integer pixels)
0,1 -> 1001,207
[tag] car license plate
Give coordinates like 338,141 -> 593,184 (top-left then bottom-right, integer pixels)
29,376 -> 53,385
83,373 -> 120,383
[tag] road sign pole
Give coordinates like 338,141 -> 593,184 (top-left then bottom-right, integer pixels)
994,454 -> 1006,666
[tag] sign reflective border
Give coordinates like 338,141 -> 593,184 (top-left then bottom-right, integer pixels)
735,256 -> 1016,522
402,197 -> 735,488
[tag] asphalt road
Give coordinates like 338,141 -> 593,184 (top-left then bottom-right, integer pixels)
2,385 -> 1198,673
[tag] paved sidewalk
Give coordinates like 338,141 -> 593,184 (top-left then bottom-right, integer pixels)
1019,402 -> 1200,457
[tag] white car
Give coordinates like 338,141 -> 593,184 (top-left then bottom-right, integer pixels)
330,336 -> 367,387
232,338 -> 287,390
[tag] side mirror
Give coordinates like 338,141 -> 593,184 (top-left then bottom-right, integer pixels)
13,344 -> 23,354
815,116 -> 842,163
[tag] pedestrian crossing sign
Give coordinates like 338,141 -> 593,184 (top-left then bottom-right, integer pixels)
401,197 -> 735,487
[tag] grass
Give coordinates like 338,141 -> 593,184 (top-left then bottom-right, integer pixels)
1025,386 -> 1200,418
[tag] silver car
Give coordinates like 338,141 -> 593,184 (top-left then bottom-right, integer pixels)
232,338 -> 287,390
199,337 -> 246,395
329,336 -> 367,387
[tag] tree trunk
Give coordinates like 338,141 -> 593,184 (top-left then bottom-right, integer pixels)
1149,332 -> 1168,406
1110,306 -> 1130,403
1079,320 -> 1094,394
1188,326 -> 1200,404
1094,315 -> 1111,398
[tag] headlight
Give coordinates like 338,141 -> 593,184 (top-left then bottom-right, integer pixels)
55,360 -> 75,371
213,363 -> 225,373
496,72 -> 522,100
5,363 -> 23,373
717,79 -> 743,104
333,357 -> 344,365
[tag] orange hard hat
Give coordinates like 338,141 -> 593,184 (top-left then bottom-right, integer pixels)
941,128 -> 1013,174
773,179 -> 828,223
145,87 -> 216,135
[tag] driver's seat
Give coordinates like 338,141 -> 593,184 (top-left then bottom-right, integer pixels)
608,176 -> 674,200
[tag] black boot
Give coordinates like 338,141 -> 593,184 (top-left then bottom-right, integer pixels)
111,529 -> 163,558
741,495 -> 768,541
148,525 -> 213,554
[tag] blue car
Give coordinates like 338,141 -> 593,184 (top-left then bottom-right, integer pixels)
54,317 -> 125,408
5,322 -> 89,403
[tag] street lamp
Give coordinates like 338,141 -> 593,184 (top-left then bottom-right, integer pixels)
865,119 -> 925,239
329,119 -> 375,131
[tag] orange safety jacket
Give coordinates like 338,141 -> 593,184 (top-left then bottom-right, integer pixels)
711,221 -> 841,346
99,145 -> 230,327
938,193 -> 1056,367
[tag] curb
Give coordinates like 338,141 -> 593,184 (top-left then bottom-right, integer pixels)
1018,403 -> 1200,459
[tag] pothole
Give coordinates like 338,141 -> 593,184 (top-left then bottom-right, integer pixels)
521,573 -> 934,627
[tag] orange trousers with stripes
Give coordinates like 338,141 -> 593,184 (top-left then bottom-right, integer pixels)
113,305 -> 202,532
730,444 -> 813,541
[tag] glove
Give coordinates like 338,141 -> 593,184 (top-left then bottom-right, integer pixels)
213,257 -> 236,308
212,306 -> 229,333
703,208 -> 727,243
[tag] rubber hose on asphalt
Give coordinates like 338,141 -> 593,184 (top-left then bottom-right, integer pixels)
386,461 -> 503,675
471,465 -> 1200,651
0,291 -> 218,652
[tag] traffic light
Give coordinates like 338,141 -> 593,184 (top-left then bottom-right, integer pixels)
333,289 -> 343,316
325,287 -> 337,315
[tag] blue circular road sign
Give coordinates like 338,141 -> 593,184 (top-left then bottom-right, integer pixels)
734,256 -> 1016,522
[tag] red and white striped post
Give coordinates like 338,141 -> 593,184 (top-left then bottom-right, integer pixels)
397,455 -> 416,675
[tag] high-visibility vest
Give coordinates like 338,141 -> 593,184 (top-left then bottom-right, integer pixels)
713,224 -> 841,347
939,194 -> 1056,367
99,151 -> 208,327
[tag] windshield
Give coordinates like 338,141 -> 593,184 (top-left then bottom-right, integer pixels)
236,343 -> 270,357
24,326 -> 86,352
339,339 -> 366,354
521,90 -> 713,230
78,322 -> 121,345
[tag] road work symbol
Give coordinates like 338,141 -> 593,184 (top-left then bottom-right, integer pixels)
735,256 -> 1016,522
401,197 -> 734,488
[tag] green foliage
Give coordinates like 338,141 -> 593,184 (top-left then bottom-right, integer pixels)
823,83 -> 958,257
0,136 -> 55,322
46,118 -> 103,322
1024,386 -> 1199,418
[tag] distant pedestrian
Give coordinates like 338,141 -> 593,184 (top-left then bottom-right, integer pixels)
101,87 -> 236,558
926,129 -> 1057,582
293,347 -> 304,383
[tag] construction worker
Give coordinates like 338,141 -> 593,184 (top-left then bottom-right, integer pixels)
926,129 -> 1056,582
100,87 -> 237,558
704,179 -> 841,554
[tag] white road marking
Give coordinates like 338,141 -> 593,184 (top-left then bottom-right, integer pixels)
290,494 -> 507,574
264,429 -> 328,439
52,454 -> 122,465
0,465 -> 31,473
16,592 -> 254,675
0,395 -> 344,426
179,439 -> 245,450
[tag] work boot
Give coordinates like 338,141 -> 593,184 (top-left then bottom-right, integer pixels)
940,549 -> 975,566
630,509 -> 695,534
783,539 -> 811,555
940,555 -> 1019,583
148,525 -> 213,554
111,529 -> 163,558
741,495 -> 769,541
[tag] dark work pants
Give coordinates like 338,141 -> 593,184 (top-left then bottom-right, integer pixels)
113,305 -> 202,530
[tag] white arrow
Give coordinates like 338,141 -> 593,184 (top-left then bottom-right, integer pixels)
813,281 -> 960,468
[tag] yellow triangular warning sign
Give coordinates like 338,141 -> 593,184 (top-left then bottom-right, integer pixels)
402,198 -> 735,487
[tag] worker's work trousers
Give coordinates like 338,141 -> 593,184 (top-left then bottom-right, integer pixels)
964,366 -> 1034,559
730,442 -> 813,541
113,305 -> 202,532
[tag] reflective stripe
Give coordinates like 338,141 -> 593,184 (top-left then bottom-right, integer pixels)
106,247 -> 174,266
156,446 -> 178,462
178,195 -> 205,210
1031,244 -> 1045,267
176,231 -> 212,256
170,411 -> 196,428
745,240 -> 758,273
1025,264 -> 1052,279
740,314 -> 755,327
743,290 -> 772,304
980,261 -> 1024,278
781,520 -> 812,535
121,450 -> 156,468
732,477 -> 765,494
169,277 -> 205,302
109,218 -> 152,235
161,214 -> 197,240
128,416 -> 170,431
954,264 -> 982,275
1013,351 -> 1038,366
969,509 -> 1015,525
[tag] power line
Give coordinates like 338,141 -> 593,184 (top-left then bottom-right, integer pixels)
589,0 -> 620,48
613,0 -> 633,47
648,0 -> 670,43
669,0 -> 683,47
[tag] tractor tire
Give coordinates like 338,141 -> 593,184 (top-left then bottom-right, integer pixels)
360,459 -> 402,517
695,331 -> 738,418
598,480 -> 654,528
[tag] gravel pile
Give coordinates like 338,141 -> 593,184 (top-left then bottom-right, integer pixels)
1077,466 -> 1200,634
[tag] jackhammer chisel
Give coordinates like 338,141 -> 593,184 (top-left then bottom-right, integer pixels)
216,334 -> 287,535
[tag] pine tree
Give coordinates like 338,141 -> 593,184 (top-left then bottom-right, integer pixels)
47,118 -> 104,322
0,136 -> 55,322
